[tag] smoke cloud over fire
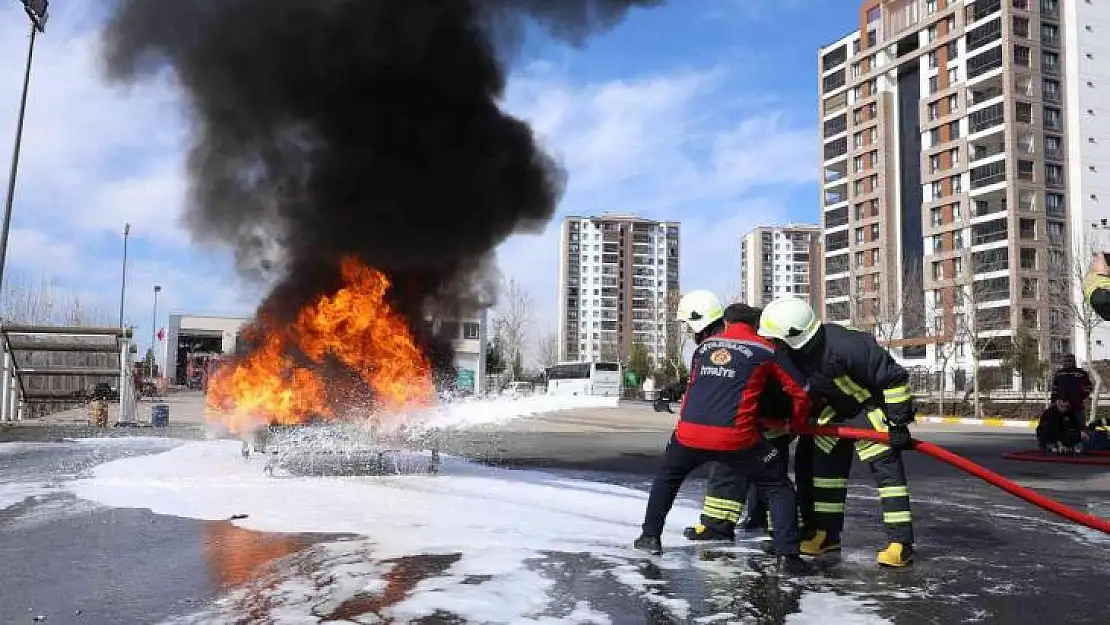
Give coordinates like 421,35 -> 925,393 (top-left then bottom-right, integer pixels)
99,0 -> 660,425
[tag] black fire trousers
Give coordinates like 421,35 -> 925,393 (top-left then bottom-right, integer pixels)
700,434 -> 815,536
642,433 -> 800,556
810,409 -> 914,545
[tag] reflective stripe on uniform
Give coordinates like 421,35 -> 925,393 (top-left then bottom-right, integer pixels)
813,477 -> 849,489
856,439 -> 889,461
879,485 -> 909,498
883,510 -> 912,524
702,495 -> 742,522
883,384 -> 912,404
813,502 -> 845,514
833,375 -> 871,403
866,408 -> 888,433
815,435 -> 838,453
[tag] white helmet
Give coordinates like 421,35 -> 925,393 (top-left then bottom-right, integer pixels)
675,290 -> 724,334
758,297 -> 820,349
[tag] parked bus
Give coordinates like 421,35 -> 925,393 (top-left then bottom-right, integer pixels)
545,361 -> 622,397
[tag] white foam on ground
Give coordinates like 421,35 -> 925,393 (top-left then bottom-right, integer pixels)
0,441 -> 72,456
0,482 -> 50,511
68,439 -> 889,623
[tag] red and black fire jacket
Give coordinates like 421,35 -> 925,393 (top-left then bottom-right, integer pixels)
676,323 -> 810,451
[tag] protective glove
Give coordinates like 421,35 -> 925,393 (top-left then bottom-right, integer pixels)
887,424 -> 913,451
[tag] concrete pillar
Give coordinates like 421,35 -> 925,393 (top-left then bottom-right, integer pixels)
118,337 -> 131,423
15,390 -> 22,421
8,368 -> 17,423
1,350 -> 10,422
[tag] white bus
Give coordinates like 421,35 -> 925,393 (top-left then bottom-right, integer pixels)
545,361 -> 623,397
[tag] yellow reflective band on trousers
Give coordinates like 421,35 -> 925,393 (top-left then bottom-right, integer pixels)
814,502 -> 845,514
702,496 -> 741,523
879,485 -> 909,498
883,511 -> 912,524
883,384 -> 912,404
813,477 -> 849,489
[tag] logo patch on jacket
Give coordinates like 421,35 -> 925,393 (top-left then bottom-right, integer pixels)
709,348 -> 732,366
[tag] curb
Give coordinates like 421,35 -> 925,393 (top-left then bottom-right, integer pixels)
918,416 -> 1038,428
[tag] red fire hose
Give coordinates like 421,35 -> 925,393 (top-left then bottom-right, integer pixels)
803,425 -> 1110,535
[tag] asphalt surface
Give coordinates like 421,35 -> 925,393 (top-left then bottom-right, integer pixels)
2,406 -> 1109,624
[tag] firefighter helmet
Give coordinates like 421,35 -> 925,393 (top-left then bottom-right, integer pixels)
758,297 -> 820,350
675,290 -> 725,334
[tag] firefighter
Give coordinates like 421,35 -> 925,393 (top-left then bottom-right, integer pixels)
1083,253 -> 1110,320
634,290 -> 811,574
758,297 -> 917,568
683,303 -> 798,542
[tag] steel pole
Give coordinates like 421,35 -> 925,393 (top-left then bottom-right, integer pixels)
150,285 -> 160,375
118,223 -> 130,328
0,23 -> 38,295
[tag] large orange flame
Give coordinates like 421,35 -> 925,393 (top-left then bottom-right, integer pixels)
206,257 -> 436,433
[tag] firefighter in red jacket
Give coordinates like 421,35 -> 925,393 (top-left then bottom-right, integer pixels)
634,290 -> 810,573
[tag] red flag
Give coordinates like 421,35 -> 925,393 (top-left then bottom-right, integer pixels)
157,328 -> 166,341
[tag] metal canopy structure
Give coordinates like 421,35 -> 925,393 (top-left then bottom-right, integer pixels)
0,324 -> 134,421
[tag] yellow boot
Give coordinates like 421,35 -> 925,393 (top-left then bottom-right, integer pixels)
800,530 -> 841,555
876,542 -> 914,567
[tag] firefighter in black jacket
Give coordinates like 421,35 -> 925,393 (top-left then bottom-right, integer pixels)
683,303 -> 801,542
758,297 -> 917,568
1083,253 -> 1110,320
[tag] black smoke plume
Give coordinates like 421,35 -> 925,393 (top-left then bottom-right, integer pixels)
99,0 -> 661,382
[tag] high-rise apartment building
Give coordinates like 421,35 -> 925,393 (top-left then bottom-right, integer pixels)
557,214 -> 681,366
818,0 -> 1105,385
739,224 -> 823,308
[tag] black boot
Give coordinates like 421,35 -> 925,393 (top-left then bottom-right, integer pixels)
683,523 -> 735,541
634,534 -> 663,555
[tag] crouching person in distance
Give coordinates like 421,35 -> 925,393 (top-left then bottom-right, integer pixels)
634,290 -> 810,574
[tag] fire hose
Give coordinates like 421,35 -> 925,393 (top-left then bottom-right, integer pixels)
801,425 -> 1110,535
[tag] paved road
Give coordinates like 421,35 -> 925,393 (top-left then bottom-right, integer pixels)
2,403 -> 1108,624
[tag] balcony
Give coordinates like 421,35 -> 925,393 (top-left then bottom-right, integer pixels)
824,113 -> 847,138
968,73 -> 1004,108
969,102 -> 1005,134
824,136 -> 848,161
967,47 -> 1004,81
972,0 -> 1002,22
970,138 -> 1006,162
966,17 -> 1001,52
825,184 -> 848,207
824,160 -> 848,184
971,163 -> 1007,191
823,69 -> 846,94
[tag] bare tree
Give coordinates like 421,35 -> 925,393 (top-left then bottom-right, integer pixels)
534,329 -> 560,369
489,277 -> 532,382
1,271 -> 107,326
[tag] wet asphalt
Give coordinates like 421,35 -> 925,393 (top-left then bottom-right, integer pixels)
2,419 -> 1109,624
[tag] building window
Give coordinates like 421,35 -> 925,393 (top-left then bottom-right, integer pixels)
929,75 -> 939,94
947,40 -> 959,60
1042,51 -> 1059,72
462,322 -> 480,340
1014,45 -> 1030,66
948,67 -> 959,84
1013,17 -> 1029,38
1043,78 -> 1060,101
928,50 -> 939,69
948,93 -> 959,113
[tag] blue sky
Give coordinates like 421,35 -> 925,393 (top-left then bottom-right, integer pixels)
0,1 -> 859,363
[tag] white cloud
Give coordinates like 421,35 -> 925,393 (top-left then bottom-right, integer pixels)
497,62 -> 815,358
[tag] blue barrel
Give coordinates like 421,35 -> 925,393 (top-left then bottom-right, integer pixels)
151,403 -> 170,427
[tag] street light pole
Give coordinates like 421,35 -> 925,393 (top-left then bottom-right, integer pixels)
150,284 -> 161,375
0,1 -> 49,296
119,223 -> 130,328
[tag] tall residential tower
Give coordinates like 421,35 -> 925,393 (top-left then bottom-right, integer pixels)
818,0 -> 1107,385
557,214 -> 681,366
739,224 -> 823,308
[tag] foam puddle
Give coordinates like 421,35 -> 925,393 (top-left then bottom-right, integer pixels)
67,439 -> 891,623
